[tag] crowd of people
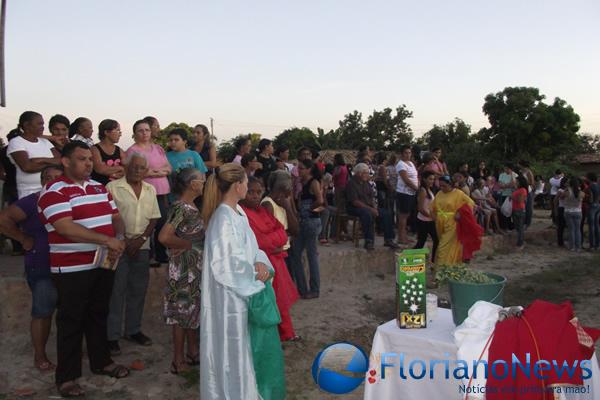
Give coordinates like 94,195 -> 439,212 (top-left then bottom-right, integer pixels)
0,111 -> 597,398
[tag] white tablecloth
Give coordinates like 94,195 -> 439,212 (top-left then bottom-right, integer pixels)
364,308 -> 600,400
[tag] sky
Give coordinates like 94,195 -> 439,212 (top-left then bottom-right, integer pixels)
1,0 -> 599,148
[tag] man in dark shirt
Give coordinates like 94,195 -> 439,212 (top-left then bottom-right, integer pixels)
0,165 -> 63,372
346,163 -> 398,251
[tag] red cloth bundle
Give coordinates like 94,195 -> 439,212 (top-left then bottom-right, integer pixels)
456,204 -> 483,261
487,300 -> 600,400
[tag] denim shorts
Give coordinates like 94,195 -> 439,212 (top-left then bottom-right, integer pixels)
28,278 -> 58,318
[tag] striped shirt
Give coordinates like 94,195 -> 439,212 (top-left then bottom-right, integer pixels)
38,176 -> 118,273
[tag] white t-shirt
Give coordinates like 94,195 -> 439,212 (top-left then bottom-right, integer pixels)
7,136 -> 56,198
549,176 -> 563,195
395,160 -> 418,195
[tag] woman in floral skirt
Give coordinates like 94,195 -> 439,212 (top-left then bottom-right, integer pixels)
158,168 -> 206,374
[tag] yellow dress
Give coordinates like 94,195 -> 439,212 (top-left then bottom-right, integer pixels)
432,189 -> 475,266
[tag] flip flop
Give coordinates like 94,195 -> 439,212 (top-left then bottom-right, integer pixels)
171,361 -> 191,375
36,360 -> 56,372
185,353 -> 199,366
57,382 -> 85,398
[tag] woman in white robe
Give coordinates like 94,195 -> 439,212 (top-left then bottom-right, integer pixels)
200,163 -> 273,400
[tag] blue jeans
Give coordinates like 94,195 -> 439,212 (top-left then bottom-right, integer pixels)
289,218 -> 321,296
513,210 -> 526,246
565,211 -> 582,250
525,191 -> 533,226
347,206 -> 395,242
28,278 -> 58,318
588,203 -> 600,249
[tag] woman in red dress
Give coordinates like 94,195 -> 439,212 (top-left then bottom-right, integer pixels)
240,177 -> 301,341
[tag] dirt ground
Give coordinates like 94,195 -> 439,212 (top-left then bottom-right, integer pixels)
1,210 -> 599,399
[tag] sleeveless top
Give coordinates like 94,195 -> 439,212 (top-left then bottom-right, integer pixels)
299,178 -> 319,219
417,188 -> 434,222
198,141 -> 214,175
91,144 -> 122,186
261,196 -> 290,250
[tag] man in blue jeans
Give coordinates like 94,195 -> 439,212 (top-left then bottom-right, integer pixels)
346,163 -> 398,251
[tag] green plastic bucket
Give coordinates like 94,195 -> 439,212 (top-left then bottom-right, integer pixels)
448,272 -> 506,325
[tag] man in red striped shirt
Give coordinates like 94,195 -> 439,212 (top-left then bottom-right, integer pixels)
38,141 -> 128,397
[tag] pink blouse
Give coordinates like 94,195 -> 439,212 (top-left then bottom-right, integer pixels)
126,143 -> 170,195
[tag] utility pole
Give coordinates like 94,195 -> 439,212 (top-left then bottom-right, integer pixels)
0,0 -> 7,107
210,117 -> 214,140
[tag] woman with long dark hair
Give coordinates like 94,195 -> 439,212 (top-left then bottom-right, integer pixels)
560,176 -> 585,251
414,171 -> 438,261
232,136 -> 252,164
68,117 -> 94,147
289,159 -> 323,299
254,138 -> 276,185
91,119 -> 125,186
192,124 -> 218,170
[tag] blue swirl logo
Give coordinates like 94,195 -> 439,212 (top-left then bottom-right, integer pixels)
311,342 -> 369,394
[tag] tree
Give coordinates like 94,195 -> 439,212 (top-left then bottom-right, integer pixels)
365,105 -> 413,150
417,118 -> 473,154
273,127 -> 319,158
316,127 -> 342,150
576,132 -> 600,154
479,87 -> 581,161
336,110 -> 368,150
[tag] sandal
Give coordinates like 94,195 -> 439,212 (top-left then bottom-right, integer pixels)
185,353 -> 199,366
57,382 -> 85,398
170,361 -> 190,375
285,335 -> 302,342
36,360 -> 56,372
93,363 -> 129,379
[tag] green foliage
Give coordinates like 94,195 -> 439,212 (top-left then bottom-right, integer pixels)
575,132 -> 600,154
273,127 -> 319,158
316,127 -> 341,150
417,118 -> 481,171
330,106 -> 414,151
336,110 -> 367,150
530,161 -> 576,180
365,105 -> 413,151
417,118 -> 473,153
436,264 -> 495,285
480,87 -> 581,162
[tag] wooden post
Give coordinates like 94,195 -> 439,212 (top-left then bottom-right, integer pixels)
0,0 -> 6,107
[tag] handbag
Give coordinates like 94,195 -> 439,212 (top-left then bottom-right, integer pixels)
501,197 -> 512,218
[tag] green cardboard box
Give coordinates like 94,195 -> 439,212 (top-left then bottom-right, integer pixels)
395,248 -> 429,329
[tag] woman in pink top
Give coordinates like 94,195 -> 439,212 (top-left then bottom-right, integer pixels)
414,171 -> 438,268
126,120 -> 171,194
126,119 -> 172,264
